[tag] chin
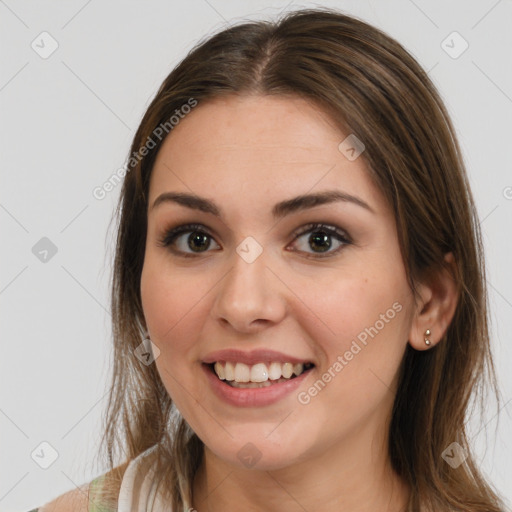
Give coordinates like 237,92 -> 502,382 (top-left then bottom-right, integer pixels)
203,431 -> 311,472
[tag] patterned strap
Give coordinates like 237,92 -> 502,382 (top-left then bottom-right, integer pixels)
25,475 -> 115,512
88,474 -> 116,512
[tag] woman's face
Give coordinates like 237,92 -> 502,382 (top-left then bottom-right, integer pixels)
141,94 -> 416,470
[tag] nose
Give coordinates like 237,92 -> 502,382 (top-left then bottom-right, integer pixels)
210,245 -> 287,334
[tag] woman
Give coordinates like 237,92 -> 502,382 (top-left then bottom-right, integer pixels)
31,7 -> 508,512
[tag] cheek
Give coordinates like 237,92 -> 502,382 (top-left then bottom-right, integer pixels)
297,277 -> 410,422
140,259 -> 214,410
140,258 -> 214,356
306,272 -> 406,347
301,265 -> 411,405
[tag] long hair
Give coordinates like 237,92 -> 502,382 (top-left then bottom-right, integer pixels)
94,7 -> 507,512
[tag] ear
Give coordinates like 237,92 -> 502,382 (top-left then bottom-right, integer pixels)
408,252 -> 459,351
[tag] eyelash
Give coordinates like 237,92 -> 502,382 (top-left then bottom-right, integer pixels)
157,222 -> 352,259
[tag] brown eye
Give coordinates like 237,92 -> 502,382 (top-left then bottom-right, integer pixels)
290,223 -> 351,258
186,232 -> 211,252
158,223 -> 220,256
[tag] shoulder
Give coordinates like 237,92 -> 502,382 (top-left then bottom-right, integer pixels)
37,483 -> 90,512
35,462 -> 130,512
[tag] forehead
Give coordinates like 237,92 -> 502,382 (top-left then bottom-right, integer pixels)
148,95 -> 386,217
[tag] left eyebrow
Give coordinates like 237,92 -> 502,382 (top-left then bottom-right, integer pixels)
150,190 -> 375,218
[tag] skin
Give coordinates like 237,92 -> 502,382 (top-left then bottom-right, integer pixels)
140,94 -> 458,512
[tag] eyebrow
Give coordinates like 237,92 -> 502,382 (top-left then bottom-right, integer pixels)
151,190 -> 374,218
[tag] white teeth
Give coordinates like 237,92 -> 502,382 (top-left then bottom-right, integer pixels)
231,380 -> 273,388
234,362 -> 250,382
293,363 -> 303,376
214,362 -> 225,380
281,362 -> 293,379
250,363 -> 268,383
224,361 -> 235,381
268,361 -> 282,380
212,361 -> 309,383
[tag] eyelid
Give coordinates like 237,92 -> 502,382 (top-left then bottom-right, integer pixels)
157,222 -> 217,249
290,222 -> 351,242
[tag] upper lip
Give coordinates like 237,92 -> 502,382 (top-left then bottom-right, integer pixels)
202,349 -> 314,366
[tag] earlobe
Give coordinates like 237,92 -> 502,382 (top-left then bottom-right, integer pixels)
408,252 -> 459,351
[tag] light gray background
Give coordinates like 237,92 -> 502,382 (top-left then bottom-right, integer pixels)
1,1 -> 511,510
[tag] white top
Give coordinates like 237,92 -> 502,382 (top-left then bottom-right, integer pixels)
117,445 -> 170,512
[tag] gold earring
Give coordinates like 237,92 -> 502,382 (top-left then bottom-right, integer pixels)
424,329 -> 431,346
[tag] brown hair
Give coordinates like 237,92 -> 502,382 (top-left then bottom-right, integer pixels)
94,7 -> 507,512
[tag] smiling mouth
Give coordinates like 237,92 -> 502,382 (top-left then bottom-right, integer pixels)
206,361 -> 315,388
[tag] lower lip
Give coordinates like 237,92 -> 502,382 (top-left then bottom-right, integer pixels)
202,363 -> 314,407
